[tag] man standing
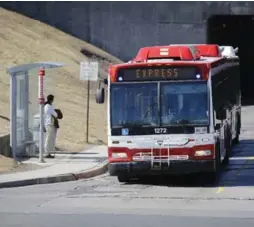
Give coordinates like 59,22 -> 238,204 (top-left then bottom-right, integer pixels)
44,94 -> 58,158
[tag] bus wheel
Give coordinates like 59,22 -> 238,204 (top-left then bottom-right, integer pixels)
234,133 -> 239,145
206,148 -> 221,185
233,115 -> 241,145
223,133 -> 232,165
206,172 -> 217,185
117,174 -> 130,183
223,151 -> 230,165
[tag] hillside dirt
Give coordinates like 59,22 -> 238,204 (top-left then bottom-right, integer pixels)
0,155 -> 20,174
0,154 -> 44,174
0,7 -> 123,156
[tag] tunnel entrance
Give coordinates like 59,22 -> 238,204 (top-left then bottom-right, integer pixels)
207,15 -> 254,105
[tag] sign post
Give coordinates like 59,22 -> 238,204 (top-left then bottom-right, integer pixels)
80,61 -> 99,143
38,68 -> 45,163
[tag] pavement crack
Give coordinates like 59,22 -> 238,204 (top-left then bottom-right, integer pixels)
66,194 -> 254,201
120,184 -> 153,203
37,193 -> 67,208
127,196 -> 254,201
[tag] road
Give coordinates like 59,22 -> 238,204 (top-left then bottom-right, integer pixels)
1,106 -> 254,227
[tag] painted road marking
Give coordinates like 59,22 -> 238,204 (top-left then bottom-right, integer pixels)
216,187 -> 224,194
215,157 -> 252,194
230,156 -> 254,160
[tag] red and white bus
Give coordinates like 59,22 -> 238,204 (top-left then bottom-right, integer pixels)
96,44 -> 241,183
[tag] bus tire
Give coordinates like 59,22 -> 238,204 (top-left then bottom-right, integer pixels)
117,174 -> 130,183
234,134 -> 239,145
207,144 -> 221,185
224,130 -> 232,164
233,114 -> 241,145
223,151 -> 230,165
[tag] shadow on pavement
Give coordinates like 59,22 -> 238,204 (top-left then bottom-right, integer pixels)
241,98 -> 254,106
125,174 -> 220,188
53,152 -> 99,155
17,155 -> 106,164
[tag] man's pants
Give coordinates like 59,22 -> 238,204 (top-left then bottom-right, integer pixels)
44,125 -> 57,155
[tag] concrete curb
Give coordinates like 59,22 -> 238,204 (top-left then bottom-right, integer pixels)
0,161 -> 108,189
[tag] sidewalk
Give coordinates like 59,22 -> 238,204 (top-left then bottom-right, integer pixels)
0,145 -> 108,189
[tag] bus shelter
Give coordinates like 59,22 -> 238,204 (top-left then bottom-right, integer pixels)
7,62 -> 64,160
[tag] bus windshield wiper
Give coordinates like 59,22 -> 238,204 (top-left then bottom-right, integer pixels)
121,123 -> 140,128
168,119 -> 190,134
121,102 -> 158,129
169,119 -> 191,125
177,119 -> 191,124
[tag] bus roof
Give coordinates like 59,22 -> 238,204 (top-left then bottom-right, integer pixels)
108,44 -> 239,82
114,44 -> 239,67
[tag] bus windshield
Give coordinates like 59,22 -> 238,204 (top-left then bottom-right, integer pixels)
110,81 -> 209,128
110,83 -> 159,128
160,81 -> 209,126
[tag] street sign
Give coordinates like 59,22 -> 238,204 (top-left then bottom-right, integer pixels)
80,61 -> 99,81
80,60 -> 99,143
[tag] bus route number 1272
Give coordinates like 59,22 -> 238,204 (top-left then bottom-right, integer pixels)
154,128 -> 167,134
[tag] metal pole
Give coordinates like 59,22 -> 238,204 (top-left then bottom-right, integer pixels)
39,103 -> 44,162
38,68 -> 45,163
24,73 -> 29,141
86,80 -> 90,143
10,74 -> 17,159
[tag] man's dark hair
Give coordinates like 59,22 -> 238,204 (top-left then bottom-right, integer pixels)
45,94 -> 54,105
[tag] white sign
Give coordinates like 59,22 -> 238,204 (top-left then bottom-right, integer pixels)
80,61 -> 99,81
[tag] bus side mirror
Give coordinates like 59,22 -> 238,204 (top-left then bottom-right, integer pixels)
216,108 -> 226,121
96,87 -> 105,104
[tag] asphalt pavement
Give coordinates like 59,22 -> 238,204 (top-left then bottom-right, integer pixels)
1,106 -> 254,227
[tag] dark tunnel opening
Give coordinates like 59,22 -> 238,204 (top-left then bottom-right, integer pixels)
207,15 -> 254,106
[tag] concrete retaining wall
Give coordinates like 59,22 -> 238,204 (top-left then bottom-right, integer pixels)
1,2 -> 254,61
0,134 -> 11,157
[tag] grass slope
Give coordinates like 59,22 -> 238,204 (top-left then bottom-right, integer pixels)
0,8 -> 122,152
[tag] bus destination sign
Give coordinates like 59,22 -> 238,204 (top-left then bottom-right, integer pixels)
117,66 -> 201,82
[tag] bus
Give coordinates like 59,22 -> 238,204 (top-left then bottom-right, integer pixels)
96,44 -> 241,183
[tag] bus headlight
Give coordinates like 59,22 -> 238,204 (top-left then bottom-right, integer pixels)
194,150 -> 212,156
112,152 -> 127,158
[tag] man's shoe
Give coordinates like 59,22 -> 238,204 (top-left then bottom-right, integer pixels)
45,154 -> 55,158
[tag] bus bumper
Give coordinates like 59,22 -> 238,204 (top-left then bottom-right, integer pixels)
108,160 -> 216,176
